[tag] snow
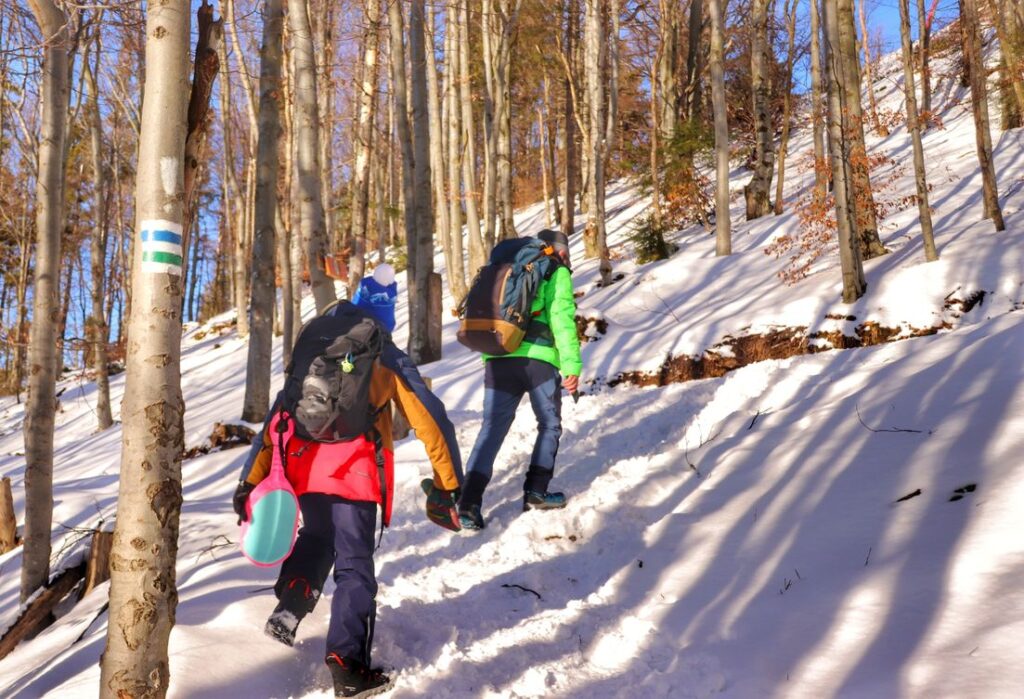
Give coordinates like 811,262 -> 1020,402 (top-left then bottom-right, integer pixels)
2,32 -> 1024,699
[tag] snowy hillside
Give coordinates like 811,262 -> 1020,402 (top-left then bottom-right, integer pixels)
2,33 -> 1024,699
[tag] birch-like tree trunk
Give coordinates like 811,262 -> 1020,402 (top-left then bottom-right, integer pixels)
348,0 -> 382,295
837,0 -> 887,258
709,0 -> 731,256
823,0 -> 867,302
961,0 -> 1005,230
83,31 -> 113,431
481,0 -> 497,247
242,0 -> 285,423
858,0 -> 886,135
387,0 -> 415,283
458,0 -> 486,272
488,0 -> 522,241
897,0 -> 937,261
583,0 -> 611,284
99,2 -> 190,694
289,0 -> 336,311
810,0 -> 828,206
774,0 -> 798,215
744,0 -> 774,220
22,0 -> 69,602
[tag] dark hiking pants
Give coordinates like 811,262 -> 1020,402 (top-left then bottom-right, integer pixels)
460,357 -> 563,510
276,494 -> 378,664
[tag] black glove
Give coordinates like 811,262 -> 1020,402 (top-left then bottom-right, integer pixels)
420,479 -> 461,531
233,480 -> 256,525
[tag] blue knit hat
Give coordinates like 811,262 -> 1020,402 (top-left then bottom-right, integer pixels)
352,264 -> 398,332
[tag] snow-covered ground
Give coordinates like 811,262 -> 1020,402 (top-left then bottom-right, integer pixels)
2,34 -> 1023,698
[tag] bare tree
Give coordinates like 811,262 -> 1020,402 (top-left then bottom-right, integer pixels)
810,0 -> 828,205
898,0 -> 937,261
709,0 -> 731,256
774,0 -> 798,215
744,0 -> 774,219
823,0 -> 867,301
289,0 -> 336,311
858,0 -> 886,135
961,0 -> 1005,230
22,0 -> 70,602
348,0 -> 382,295
583,0 -> 611,284
242,0 -> 285,423
837,0 -> 887,258
458,0 -> 486,272
560,0 -> 578,241
99,2 -> 190,694
82,24 -> 113,431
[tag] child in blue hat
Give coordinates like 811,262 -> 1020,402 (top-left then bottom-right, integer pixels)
352,263 -> 398,332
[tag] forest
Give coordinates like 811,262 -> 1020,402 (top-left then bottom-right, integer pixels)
1,0 -> 1022,696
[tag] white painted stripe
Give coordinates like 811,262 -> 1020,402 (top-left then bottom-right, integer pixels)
140,219 -> 183,235
142,261 -> 183,276
142,241 -> 184,256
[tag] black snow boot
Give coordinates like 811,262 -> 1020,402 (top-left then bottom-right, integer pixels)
265,577 -> 319,646
326,653 -> 393,698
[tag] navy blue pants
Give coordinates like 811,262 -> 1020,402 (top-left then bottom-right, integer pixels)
276,494 -> 378,664
460,357 -> 563,509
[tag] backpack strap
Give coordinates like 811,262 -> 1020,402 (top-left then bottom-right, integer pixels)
366,403 -> 388,551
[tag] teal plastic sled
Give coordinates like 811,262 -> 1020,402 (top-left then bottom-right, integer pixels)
240,414 -> 299,567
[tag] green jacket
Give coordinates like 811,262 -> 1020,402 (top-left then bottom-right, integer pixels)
484,265 -> 583,376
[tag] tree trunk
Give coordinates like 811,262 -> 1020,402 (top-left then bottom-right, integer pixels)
684,0 -> 703,122
408,0 -> 440,362
962,0 -> 1005,230
583,0 -> 611,284
242,0 -> 285,423
810,0 -> 828,206
444,5 -> 468,301
837,0 -> 887,258
83,32 -> 114,431
290,0 -> 336,312
539,106 -> 554,227
542,74 -> 562,225
99,2 -> 190,695
605,0 -> 620,152
427,2 -> 455,298
561,0 -> 578,240
709,0 -> 731,256
774,0 -> 798,215
656,0 -> 680,143
314,1 -> 336,249
481,0 -> 498,248
387,0 -> 415,287
823,0 -> 867,302
22,0 -> 69,602
458,0 -> 486,273
898,0 -> 937,261
497,1 -> 520,241
858,0 -> 886,135
744,0 -> 774,220
347,0 -> 381,296
917,0 -> 932,117
991,0 -> 1024,123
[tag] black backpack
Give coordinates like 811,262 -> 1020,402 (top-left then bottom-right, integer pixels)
456,237 -> 562,355
282,302 -> 385,442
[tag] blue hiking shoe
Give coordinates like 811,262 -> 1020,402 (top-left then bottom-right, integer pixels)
523,490 -> 567,511
458,505 -> 486,531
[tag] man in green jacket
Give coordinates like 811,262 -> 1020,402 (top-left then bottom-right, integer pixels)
458,229 -> 583,530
